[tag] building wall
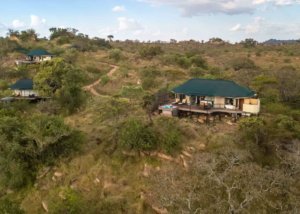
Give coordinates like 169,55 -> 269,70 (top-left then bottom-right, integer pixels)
14,90 -> 39,97
33,56 -> 53,62
42,56 -> 53,61
214,97 -> 225,108
243,99 -> 260,114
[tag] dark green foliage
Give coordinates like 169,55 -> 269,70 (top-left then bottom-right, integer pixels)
139,45 -> 163,58
141,77 -> 156,90
0,110 -> 83,189
273,66 -> 300,104
89,198 -> 128,214
0,38 -> 20,56
251,75 -> 279,103
176,55 -> 191,68
34,58 -> 86,114
239,115 -> 300,165
101,75 -> 110,85
0,198 -> 24,214
49,27 -> 78,40
120,118 -> 182,154
121,86 -> 144,100
189,67 -> 206,77
163,53 -> 208,69
140,67 -> 161,90
190,55 -> 208,68
239,117 -> 267,145
120,119 -> 158,152
154,117 -> 182,154
0,80 -> 8,90
62,48 -> 79,64
49,28 -> 110,51
142,94 -> 157,123
109,48 -> 123,61
51,189 -> 85,214
50,188 -> 128,214
6,29 -> 38,42
140,67 -> 161,78
241,38 -> 258,48
231,57 -> 256,71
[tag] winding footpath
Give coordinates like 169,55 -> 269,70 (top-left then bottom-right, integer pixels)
83,63 -> 119,96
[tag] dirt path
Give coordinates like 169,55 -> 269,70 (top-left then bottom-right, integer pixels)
83,63 -> 119,96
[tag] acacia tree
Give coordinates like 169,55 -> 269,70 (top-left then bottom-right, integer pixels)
34,58 -> 86,114
107,35 -> 114,42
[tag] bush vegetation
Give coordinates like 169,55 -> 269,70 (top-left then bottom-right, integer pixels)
120,117 -> 182,154
0,109 -> 83,189
1,27 -> 300,213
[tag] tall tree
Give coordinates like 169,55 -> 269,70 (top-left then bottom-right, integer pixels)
107,35 -> 114,42
34,58 -> 86,114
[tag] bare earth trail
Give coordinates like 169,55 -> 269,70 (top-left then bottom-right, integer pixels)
83,63 -> 119,96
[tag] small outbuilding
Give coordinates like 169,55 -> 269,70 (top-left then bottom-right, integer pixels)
10,79 -> 39,97
16,49 -> 54,65
27,49 -> 54,62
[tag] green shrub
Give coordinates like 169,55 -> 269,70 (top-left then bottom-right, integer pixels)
139,45 -> 163,58
164,69 -> 186,81
264,103 -> 291,115
140,67 -> 161,90
101,75 -> 110,85
63,48 -> 79,64
0,112 -> 83,189
120,86 -> 144,100
142,77 -> 157,90
276,115 -> 296,132
109,48 -> 123,62
155,117 -> 182,154
0,198 -> 24,214
89,198 -> 128,214
239,117 -> 267,145
57,36 -> 71,45
51,189 -> 85,214
35,59 -> 86,114
190,55 -> 208,69
230,57 -> 256,71
0,80 -> 8,90
120,119 -> 158,153
189,67 -> 206,77
119,67 -> 129,78
140,66 -> 161,79
176,56 -> 192,68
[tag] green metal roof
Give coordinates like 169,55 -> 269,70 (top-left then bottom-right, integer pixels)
10,79 -> 33,90
27,49 -> 52,56
172,78 -> 256,98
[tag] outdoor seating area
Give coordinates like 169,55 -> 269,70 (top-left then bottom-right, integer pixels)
15,49 -> 54,65
159,78 -> 261,117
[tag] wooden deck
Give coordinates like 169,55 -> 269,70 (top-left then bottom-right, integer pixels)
1,96 -> 51,103
159,104 -> 244,115
15,60 -> 37,65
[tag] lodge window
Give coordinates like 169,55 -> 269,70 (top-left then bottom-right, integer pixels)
225,98 -> 234,105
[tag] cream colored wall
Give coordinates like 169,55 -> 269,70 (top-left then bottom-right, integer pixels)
214,97 -> 225,108
14,90 -> 38,97
243,99 -> 260,114
186,96 -> 191,104
33,56 -> 52,62
42,56 -> 52,61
